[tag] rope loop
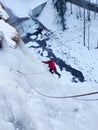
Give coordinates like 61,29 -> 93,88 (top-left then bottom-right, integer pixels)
17,70 -> 98,101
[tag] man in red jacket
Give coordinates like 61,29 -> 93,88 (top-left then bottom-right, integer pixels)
42,57 -> 61,78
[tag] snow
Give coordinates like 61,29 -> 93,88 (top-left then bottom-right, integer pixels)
0,42 -> 98,130
0,0 -> 98,130
0,4 -> 9,21
38,1 -> 98,84
0,19 -> 19,48
0,0 -> 47,17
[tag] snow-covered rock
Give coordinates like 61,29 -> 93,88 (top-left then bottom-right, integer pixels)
0,2 -> 9,21
0,20 -> 19,48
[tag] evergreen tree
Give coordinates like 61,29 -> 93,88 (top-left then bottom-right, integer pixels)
52,0 -> 67,30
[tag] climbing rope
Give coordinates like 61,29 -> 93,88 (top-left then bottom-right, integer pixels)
17,70 -> 47,75
17,70 -> 98,101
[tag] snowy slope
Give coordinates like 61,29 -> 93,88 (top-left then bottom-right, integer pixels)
0,0 -> 98,130
0,41 -> 98,130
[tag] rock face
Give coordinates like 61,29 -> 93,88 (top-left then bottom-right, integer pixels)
0,2 -> 9,21
29,2 -> 47,17
0,2 -> 20,48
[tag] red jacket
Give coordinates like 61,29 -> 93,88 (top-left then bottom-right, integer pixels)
43,59 -> 56,69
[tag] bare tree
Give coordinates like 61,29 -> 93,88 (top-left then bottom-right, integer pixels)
94,0 -> 98,19
83,7 -> 86,46
87,21 -> 91,50
52,0 -> 67,30
82,0 -> 88,47
87,0 -> 91,21
79,7 -> 81,18
70,2 -> 73,14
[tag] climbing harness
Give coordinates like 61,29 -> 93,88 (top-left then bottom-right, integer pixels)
17,70 -> 98,101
